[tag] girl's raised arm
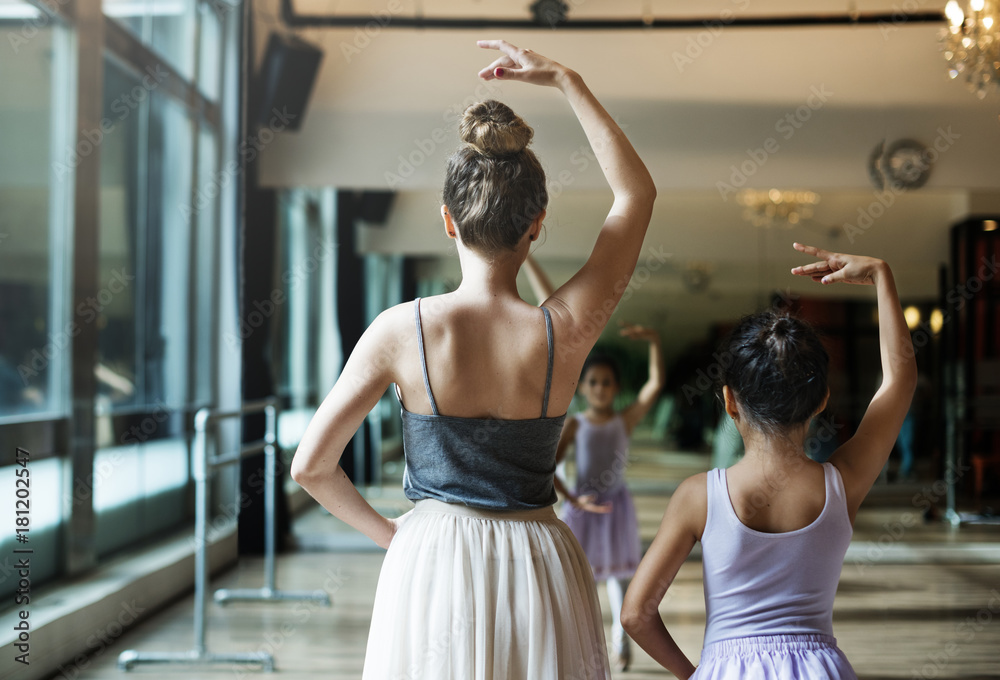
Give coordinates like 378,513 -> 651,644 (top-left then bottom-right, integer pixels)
620,324 -> 665,433
478,40 -> 656,348
791,243 -> 918,518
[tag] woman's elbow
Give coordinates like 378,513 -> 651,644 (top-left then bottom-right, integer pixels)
629,181 -> 657,208
290,455 -> 318,486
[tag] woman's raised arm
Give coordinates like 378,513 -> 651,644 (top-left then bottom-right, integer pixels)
478,40 -> 656,348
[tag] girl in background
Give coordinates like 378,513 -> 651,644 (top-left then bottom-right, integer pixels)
525,256 -> 664,672
622,243 -> 916,679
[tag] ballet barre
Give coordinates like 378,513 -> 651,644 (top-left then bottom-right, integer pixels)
118,397 -> 328,672
213,403 -> 331,607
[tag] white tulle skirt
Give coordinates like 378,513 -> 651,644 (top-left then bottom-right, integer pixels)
361,499 -> 612,680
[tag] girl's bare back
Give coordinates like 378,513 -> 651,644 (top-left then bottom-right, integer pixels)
724,459 -> 829,534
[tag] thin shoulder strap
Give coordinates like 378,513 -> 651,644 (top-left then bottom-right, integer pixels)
703,469 -> 720,537
541,305 -> 554,418
413,298 -> 439,416
824,462 -> 851,523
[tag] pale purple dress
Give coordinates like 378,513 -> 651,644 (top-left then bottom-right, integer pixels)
693,462 -> 858,679
562,413 -> 641,581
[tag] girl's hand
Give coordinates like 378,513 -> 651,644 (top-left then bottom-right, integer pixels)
620,323 -> 660,343
573,493 -> 614,514
791,242 -> 886,286
477,40 -> 573,89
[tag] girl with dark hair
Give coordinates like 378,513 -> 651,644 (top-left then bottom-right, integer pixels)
291,40 -> 656,679
622,243 -> 917,679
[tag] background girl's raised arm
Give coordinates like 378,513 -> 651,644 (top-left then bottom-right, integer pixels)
523,254 -> 556,304
791,243 -> 918,517
620,324 -> 664,433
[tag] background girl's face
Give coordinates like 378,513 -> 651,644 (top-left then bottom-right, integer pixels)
579,365 -> 619,409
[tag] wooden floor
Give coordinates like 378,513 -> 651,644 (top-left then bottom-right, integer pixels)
62,445 -> 1000,679
62,554 -> 1000,679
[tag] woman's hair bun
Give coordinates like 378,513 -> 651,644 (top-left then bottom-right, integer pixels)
459,100 -> 533,156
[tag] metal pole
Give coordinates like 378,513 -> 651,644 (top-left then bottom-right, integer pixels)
192,410 -> 210,654
263,404 -> 276,594
945,394 -> 959,526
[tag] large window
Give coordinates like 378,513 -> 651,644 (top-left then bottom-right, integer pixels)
0,0 -> 75,600
102,0 -> 198,79
0,4 -> 74,420
93,54 -> 200,556
96,57 -> 195,414
90,0 -> 236,558
1,0 -> 242,595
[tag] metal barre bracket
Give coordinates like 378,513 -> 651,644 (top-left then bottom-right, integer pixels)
117,649 -> 274,672
214,586 -> 332,606
119,397 -> 329,672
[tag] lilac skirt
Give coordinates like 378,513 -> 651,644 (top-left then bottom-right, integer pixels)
561,485 -> 640,581
692,634 -> 858,680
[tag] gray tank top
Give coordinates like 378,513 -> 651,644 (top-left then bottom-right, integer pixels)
400,298 -> 566,510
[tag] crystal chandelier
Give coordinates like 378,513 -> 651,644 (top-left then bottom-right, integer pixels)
736,189 -> 820,229
942,0 -> 1000,99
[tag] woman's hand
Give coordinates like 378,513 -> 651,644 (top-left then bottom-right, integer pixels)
374,510 -> 413,550
477,40 -> 574,89
791,242 -> 887,286
572,493 -> 614,514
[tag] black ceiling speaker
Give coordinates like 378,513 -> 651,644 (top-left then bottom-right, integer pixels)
530,0 -> 569,27
254,32 -> 324,131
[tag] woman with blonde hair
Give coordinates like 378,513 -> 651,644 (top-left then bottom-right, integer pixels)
291,40 -> 656,679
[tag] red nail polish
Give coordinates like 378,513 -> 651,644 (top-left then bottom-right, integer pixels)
495,67 -> 504,77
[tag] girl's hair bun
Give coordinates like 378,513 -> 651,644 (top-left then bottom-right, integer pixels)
719,310 -> 830,436
460,99 -> 534,156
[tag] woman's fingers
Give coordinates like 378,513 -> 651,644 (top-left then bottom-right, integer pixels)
477,39 -> 522,60
493,65 -> 529,80
478,54 -> 516,80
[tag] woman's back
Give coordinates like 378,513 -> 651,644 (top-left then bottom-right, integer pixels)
399,297 -> 565,510
395,293 -> 573,419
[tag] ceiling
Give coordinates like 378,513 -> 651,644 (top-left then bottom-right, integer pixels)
258,0 -> 1000,190
256,0 -> 1000,348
